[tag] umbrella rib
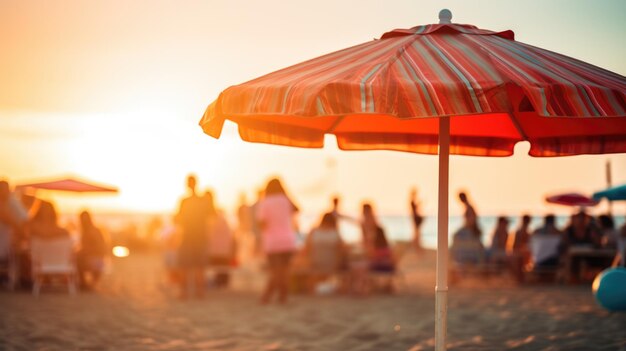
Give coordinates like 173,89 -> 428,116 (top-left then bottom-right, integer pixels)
509,111 -> 529,141
325,116 -> 346,134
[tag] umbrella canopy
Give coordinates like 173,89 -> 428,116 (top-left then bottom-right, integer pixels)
200,10 -> 626,351
17,177 -> 118,193
593,184 -> 626,201
546,192 -> 599,207
202,15 -> 626,157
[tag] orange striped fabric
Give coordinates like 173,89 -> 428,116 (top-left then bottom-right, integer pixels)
201,23 -> 626,157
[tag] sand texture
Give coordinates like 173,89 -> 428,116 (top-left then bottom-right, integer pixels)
1,250 -> 625,350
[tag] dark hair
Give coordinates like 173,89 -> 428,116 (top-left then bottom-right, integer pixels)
522,214 -> 531,224
598,214 -> 614,229
545,214 -> 556,226
186,174 -> 197,190
373,226 -> 389,249
319,212 -> 337,229
34,201 -> 58,224
80,211 -> 96,240
80,211 -> 92,228
497,216 -> 509,225
458,192 -> 467,202
265,178 -> 286,196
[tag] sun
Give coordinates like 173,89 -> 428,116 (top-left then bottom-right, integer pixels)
59,113 -> 235,213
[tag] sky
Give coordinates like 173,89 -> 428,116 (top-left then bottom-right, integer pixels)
1,0 -> 625,217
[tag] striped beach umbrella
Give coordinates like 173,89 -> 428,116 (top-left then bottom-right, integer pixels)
201,10 -> 626,350
18,177 -> 118,193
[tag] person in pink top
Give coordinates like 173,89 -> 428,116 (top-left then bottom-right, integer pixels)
256,178 -> 298,304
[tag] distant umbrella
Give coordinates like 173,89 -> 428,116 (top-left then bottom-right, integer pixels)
17,177 -> 118,193
593,184 -> 626,202
546,192 -> 599,207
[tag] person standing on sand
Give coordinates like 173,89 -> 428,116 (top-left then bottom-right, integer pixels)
410,188 -> 424,252
249,189 -> 264,257
330,195 -> 353,221
256,178 -> 298,304
175,175 -> 210,299
235,193 -> 253,264
77,211 -> 109,290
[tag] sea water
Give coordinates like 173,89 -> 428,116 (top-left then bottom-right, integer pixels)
75,212 -> 625,251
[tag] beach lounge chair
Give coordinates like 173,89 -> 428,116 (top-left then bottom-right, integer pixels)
30,237 -> 77,296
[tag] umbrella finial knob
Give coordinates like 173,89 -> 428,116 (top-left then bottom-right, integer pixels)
439,9 -> 452,24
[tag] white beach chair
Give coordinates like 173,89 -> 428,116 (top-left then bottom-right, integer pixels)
30,237 -> 77,296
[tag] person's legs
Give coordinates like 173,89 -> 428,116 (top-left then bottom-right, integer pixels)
261,254 -> 278,304
277,265 -> 289,303
278,252 -> 294,303
76,252 -> 89,288
261,267 -> 277,304
194,268 -> 205,298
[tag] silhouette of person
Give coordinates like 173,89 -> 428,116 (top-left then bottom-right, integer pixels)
410,188 -> 424,251
76,211 -> 108,290
175,175 -> 210,299
256,178 -> 298,304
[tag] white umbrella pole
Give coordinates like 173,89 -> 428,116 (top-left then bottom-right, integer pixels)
435,116 -> 450,351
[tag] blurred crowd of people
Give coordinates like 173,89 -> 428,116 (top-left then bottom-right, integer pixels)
0,180 -> 109,292
165,175 -> 399,303
450,191 -> 626,283
3,174 -> 625,300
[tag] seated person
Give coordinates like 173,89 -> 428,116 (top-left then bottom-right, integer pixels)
305,213 -> 345,275
597,214 -> 618,250
207,210 -> 236,288
529,214 -> 562,269
564,212 -> 610,279
304,213 -> 346,293
76,211 -> 108,289
564,211 -> 595,247
489,216 -> 509,265
28,201 -> 70,239
451,226 -> 485,265
511,214 -> 531,261
368,226 -> 395,273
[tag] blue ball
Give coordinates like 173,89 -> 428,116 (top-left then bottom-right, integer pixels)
592,267 -> 626,312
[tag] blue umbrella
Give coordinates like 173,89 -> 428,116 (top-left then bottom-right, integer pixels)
593,184 -> 626,201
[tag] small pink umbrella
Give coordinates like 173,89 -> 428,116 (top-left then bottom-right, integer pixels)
17,177 -> 118,193
546,192 -> 599,207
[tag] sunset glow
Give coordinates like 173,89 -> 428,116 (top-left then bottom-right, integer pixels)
1,0 -> 625,216
1,2 -> 625,350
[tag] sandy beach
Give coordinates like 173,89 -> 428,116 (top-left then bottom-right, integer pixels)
0,250 -> 624,351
